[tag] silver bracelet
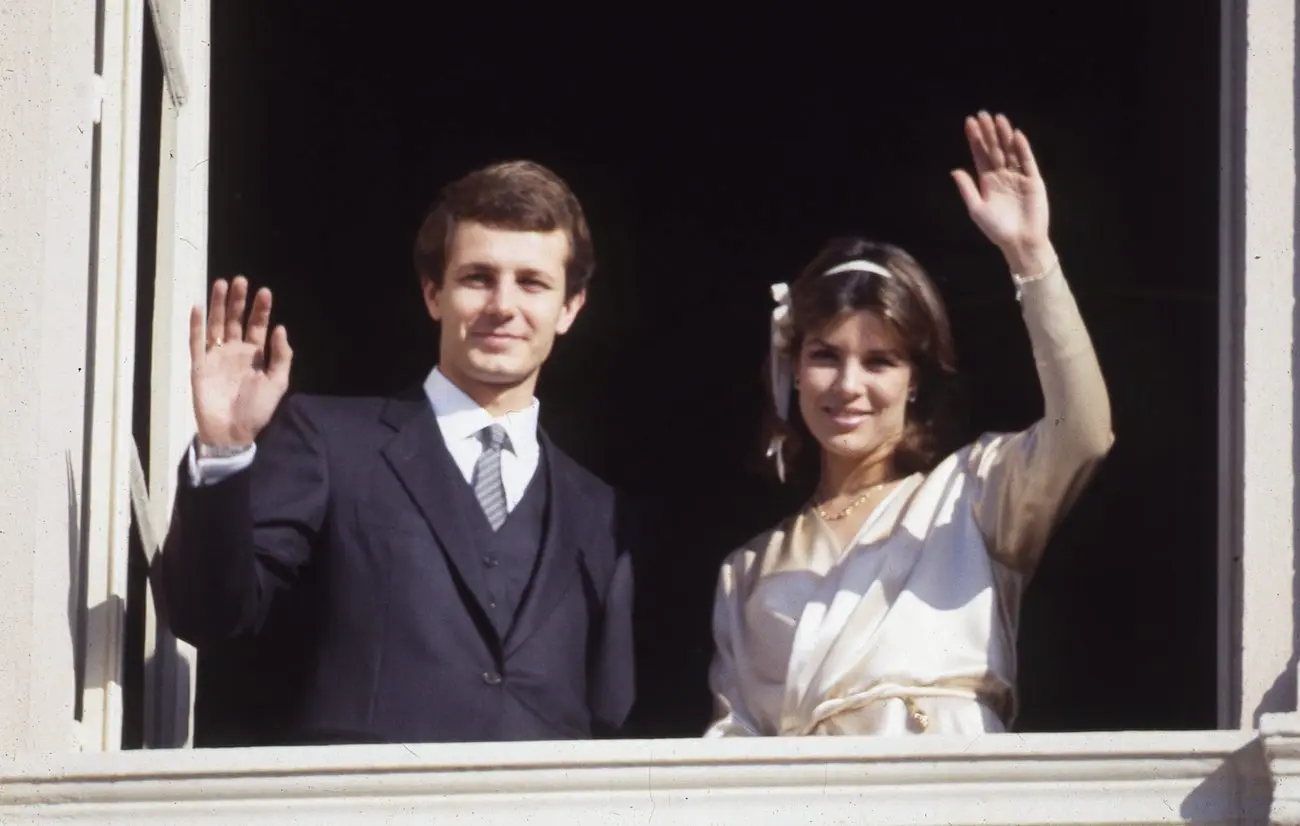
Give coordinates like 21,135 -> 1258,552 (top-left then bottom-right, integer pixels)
1011,257 -> 1062,302
197,441 -> 252,459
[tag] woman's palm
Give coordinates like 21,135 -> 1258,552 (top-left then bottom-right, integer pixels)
951,113 -> 1050,255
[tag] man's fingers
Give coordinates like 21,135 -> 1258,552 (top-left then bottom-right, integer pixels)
189,305 -> 205,364
267,325 -> 294,385
225,276 -> 249,343
207,279 -> 228,345
245,288 -> 273,348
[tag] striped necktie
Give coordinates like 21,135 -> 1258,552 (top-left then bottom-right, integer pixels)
473,424 -> 509,530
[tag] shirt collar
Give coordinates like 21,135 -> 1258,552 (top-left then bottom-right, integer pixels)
423,367 -> 540,457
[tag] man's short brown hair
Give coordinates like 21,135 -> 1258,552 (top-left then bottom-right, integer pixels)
412,160 -> 594,299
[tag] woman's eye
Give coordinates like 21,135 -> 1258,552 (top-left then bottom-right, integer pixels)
864,353 -> 902,370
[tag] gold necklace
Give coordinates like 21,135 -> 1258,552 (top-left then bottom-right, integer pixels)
813,479 -> 896,522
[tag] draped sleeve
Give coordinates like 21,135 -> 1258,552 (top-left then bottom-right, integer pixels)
967,261 -> 1114,573
705,553 -> 764,736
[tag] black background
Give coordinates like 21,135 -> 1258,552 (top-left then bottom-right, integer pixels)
175,2 -> 1221,742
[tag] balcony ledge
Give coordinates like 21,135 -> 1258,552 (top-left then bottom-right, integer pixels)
0,729 -> 1276,824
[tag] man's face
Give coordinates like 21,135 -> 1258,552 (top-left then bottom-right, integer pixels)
423,221 -> 585,395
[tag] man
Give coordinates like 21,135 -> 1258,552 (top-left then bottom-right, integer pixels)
157,161 -> 635,743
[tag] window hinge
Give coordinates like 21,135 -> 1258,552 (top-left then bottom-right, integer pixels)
90,73 -> 105,125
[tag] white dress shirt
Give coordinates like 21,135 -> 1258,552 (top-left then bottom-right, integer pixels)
188,367 -> 541,512
420,367 -> 540,510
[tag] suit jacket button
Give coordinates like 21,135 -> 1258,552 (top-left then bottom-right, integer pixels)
483,555 -> 499,568
482,671 -> 503,686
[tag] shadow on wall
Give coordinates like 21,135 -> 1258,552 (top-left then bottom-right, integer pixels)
143,542 -> 193,748
1179,737 -> 1272,821
68,451 -> 86,722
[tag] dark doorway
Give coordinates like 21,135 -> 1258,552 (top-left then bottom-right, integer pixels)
197,2 -> 1221,744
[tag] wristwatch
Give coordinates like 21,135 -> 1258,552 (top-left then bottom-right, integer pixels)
196,441 -> 253,459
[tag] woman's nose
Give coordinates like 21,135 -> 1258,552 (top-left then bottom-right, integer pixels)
834,361 -> 866,396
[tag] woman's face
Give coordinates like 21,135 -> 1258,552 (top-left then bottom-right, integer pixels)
796,309 -> 914,461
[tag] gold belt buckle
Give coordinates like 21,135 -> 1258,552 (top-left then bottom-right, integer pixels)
902,697 -> 930,732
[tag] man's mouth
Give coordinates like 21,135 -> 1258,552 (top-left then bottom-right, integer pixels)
471,330 -> 526,352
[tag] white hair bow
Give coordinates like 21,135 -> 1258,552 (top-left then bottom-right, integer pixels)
766,282 -> 794,481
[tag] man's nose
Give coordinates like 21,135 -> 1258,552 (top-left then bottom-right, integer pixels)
485,279 -> 520,316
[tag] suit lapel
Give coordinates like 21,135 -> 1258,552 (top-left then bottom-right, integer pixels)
505,431 -> 585,656
379,391 -> 497,625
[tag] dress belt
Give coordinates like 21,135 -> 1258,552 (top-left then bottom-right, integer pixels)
793,675 -> 1014,734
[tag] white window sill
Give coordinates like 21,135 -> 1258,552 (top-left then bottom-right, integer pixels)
0,728 -> 1282,824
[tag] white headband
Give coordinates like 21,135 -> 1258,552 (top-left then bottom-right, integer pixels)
766,259 -> 894,481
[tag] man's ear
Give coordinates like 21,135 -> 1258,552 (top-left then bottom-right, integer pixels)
555,288 -> 587,335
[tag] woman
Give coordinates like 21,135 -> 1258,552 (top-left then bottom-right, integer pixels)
706,112 -> 1113,737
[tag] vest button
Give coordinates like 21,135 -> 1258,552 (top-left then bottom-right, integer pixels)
483,555 -> 499,568
481,671 -> 503,686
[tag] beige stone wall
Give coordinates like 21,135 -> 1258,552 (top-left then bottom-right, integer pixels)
0,0 -> 98,757
1238,0 -> 1299,725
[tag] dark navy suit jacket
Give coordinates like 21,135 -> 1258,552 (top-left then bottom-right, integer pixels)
156,387 -> 635,743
